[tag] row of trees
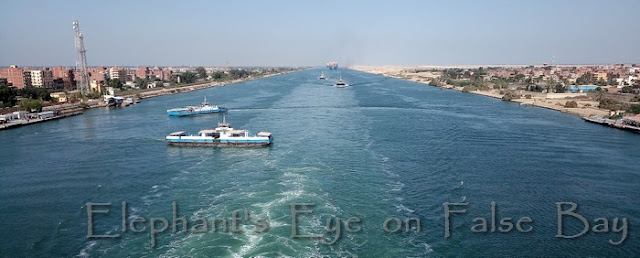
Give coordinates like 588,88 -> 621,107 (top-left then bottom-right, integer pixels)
598,97 -> 640,114
621,85 -> 640,94
174,66 -> 292,87
575,73 -> 614,86
176,67 -> 253,85
0,83 -> 53,108
445,68 -> 632,88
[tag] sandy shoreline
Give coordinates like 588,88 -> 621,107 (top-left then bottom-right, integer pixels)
350,66 -> 609,118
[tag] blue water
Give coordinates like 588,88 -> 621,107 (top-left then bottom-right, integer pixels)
0,69 -> 638,257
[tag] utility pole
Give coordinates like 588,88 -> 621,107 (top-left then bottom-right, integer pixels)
73,20 -> 90,96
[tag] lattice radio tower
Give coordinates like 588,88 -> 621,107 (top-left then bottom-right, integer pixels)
73,20 -> 90,96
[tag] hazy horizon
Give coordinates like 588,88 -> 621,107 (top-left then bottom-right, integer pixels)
1,0 -> 639,67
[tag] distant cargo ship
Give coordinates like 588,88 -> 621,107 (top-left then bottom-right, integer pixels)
166,116 -> 273,146
166,97 -> 227,116
326,62 -> 338,70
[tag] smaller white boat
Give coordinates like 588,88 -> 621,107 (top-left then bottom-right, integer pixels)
336,76 -> 347,88
167,97 -> 227,116
123,97 -> 135,106
319,72 -> 326,80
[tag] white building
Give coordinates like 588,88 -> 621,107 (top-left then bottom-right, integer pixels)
108,67 -> 127,82
30,69 -> 53,88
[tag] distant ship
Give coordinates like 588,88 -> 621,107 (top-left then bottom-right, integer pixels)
166,97 -> 227,116
336,76 -> 347,88
326,62 -> 338,70
165,116 -> 273,146
319,72 -> 326,80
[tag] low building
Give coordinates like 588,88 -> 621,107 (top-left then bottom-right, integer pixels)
37,111 -> 55,119
50,92 -> 68,103
0,114 -> 14,123
13,111 -> 29,119
610,110 -> 625,116
90,80 -> 103,93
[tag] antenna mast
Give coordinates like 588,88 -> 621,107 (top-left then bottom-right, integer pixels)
73,20 -> 90,96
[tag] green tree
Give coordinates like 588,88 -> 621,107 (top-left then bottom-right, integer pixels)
228,69 -> 249,79
494,80 -> 508,89
18,98 -> 42,112
564,101 -> 578,108
628,104 -> 640,114
621,86 -> 635,93
180,71 -> 197,84
135,78 -> 149,89
0,85 -> 18,107
108,79 -> 123,89
195,67 -> 207,79
501,92 -> 520,101
576,73 -> 594,85
554,84 -> 566,93
528,85 -> 544,92
86,92 -> 102,99
212,71 -> 225,80
599,98 -> 621,110
18,88 -> 52,101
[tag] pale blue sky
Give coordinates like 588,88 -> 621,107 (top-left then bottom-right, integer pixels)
1,0 -> 638,66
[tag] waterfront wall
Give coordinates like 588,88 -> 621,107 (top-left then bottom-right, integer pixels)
545,93 -> 588,99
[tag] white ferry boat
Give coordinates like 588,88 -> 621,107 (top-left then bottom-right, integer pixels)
166,116 -> 273,146
166,97 -> 227,116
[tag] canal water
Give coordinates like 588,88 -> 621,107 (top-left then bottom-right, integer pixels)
0,68 -> 638,257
